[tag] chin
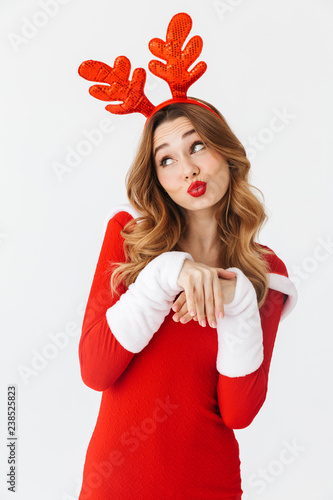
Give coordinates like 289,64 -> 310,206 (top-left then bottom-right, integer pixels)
179,198 -> 220,213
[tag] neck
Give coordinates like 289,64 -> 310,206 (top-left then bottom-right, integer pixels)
177,208 -> 222,264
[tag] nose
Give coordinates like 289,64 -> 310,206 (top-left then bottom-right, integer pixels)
182,155 -> 200,179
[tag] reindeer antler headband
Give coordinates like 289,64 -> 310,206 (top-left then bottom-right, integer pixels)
78,12 -> 221,122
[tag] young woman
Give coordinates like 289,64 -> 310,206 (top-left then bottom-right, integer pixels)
78,100 -> 297,499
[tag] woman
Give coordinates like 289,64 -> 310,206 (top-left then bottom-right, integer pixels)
78,100 -> 297,499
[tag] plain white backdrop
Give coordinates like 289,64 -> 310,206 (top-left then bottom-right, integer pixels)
0,0 -> 332,498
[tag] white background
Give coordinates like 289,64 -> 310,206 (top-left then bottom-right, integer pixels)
0,0 -> 332,499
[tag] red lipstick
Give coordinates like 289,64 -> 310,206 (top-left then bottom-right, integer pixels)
187,181 -> 207,198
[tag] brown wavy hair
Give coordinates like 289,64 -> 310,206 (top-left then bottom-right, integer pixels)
110,98 -> 273,307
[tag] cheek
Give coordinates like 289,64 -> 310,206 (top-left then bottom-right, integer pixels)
215,164 -> 230,185
157,169 -> 179,193
209,167 -> 230,195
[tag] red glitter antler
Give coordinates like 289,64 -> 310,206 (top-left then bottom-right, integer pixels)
148,12 -> 207,98
78,56 -> 155,117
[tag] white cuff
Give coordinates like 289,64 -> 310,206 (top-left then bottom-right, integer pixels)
106,251 -> 193,353
216,267 -> 263,377
268,273 -> 298,321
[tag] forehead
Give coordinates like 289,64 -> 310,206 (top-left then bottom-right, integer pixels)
152,116 -> 196,147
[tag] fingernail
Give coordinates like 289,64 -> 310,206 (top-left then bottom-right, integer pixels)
190,311 -> 196,317
173,315 -> 179,321
218,312 -> 224,319
211,321 -> 217,328
200,320 -> 206,327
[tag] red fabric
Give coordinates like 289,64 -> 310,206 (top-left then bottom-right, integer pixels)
78,211 -> 287,499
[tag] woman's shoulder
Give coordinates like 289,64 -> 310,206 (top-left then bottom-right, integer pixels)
103,202 -> 141,231
105,202 -> 140,226
257,244 -> 298,319
256,243 -> 289,277
96,204 -> 139,265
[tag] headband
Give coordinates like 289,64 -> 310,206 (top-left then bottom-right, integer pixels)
78,12 -> 221,123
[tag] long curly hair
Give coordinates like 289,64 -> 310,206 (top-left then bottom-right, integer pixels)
110,99 -> 273,307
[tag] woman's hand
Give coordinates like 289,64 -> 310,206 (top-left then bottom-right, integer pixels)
175,260 -> 237,328
172,277 -> 237,327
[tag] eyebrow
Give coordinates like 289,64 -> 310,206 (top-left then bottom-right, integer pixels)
153,129 -> 196,158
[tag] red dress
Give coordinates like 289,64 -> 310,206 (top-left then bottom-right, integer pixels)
78,209 -> 297,499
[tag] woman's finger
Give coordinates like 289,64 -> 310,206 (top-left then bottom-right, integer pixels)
172,291 -> 186,313
183,282 -> 197,320
193,283 -> 206,327
177,261 -> 207,323
217,268 -> 237,280
172,299 -> 190,322
172,301 -> 198,324
203,278 -> 217,328
179,312 -> 194,324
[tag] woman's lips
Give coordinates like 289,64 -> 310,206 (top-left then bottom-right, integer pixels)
187,181 -> 207,198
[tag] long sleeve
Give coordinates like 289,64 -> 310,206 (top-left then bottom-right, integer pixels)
79,210 -> 193,391
216,251 -> 297,429
106,250 -> 193,353
79,212 -> 135,391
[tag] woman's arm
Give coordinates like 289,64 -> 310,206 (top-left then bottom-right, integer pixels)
217,287 -> 284,428
216,256 -> 297,429
79,212 -> 135,391
79,211 -> 193,391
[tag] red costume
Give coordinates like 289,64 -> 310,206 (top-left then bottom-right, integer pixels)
78,208 -> 297,499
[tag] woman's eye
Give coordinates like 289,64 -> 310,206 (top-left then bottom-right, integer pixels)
192,142 -> 205,153
160,157 -> 173,167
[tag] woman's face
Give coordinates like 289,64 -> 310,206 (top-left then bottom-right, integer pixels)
153,116 -> 230,215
